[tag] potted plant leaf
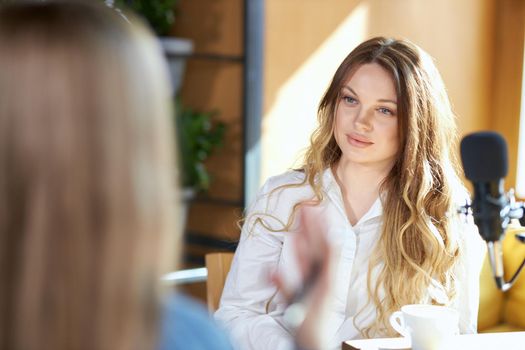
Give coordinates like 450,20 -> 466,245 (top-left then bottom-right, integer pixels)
176,100 -> 226,196
113,0 -> 178,36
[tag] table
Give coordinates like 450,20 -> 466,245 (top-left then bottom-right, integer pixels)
342,331 -> 525,350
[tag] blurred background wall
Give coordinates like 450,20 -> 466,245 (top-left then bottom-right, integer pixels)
173,0 -> 245,270
263,0 -> 524,190
172,0 -> 525,280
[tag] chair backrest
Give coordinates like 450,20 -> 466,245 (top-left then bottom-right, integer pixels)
205,252 -> 234,312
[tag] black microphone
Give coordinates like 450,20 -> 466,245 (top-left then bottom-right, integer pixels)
460,131 -> 509,242
460,131 -> 525,291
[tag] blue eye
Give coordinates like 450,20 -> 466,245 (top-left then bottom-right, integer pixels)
378,107 -> 394,116
342,95 -> 357,104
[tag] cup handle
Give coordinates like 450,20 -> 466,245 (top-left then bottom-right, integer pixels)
389,311 -> 408,337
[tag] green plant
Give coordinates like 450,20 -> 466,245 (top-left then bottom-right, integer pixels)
175,100 -> 226,192
113,0 -> 178,36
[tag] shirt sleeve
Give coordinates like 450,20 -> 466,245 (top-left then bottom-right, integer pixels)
214,178 -> 296,350
452,215 -> 486,334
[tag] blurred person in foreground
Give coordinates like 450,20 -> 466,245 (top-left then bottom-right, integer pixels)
0,1 -> 235,349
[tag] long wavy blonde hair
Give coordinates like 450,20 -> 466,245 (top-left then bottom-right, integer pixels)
257,37 -> 463,336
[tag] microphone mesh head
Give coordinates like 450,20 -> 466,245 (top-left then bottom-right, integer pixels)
460,131 -> 508,182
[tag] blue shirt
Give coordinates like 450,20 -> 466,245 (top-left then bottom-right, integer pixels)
159,293 -> 233,350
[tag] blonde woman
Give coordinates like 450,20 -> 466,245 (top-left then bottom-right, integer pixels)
215,37 -> 486,349
0,2 -> 232,350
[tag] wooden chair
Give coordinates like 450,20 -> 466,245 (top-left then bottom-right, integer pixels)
205,252 -> 234,312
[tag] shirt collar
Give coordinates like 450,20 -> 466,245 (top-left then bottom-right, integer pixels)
321,167 -> 383,223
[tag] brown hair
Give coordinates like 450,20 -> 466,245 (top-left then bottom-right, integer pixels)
0,2 -> 177,349
310,37 -> 462,336
257,37 -> 463,336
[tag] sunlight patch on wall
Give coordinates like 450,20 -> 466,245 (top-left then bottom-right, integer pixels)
514,43 -> 525,197
261,3 -> 369,183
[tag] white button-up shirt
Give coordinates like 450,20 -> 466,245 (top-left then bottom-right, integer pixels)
215,169 -> 485,350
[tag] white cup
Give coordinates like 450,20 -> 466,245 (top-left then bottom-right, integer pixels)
389,304 -> 459,350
